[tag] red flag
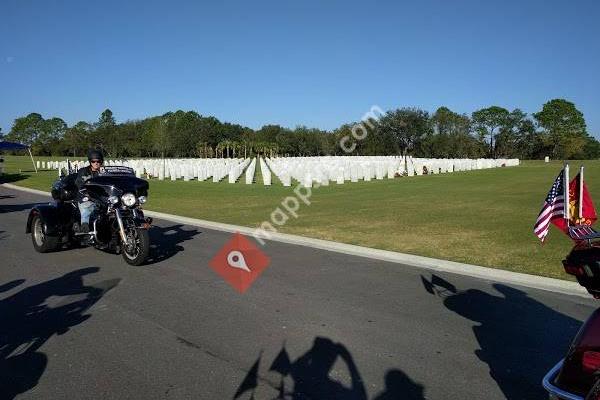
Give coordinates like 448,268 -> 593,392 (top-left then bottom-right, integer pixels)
552,173 -> 597,239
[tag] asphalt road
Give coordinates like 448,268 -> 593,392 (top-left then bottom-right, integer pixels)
0,185 -> 596,400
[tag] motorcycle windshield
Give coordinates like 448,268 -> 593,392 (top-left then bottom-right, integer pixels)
86,175 -> 149,198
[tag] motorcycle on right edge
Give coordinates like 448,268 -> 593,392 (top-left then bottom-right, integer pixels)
543,244 -> 600,400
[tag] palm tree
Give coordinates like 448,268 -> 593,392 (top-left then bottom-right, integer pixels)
220,140 -> 234,158
269,144 -> 279,158
196,141 -> 209,158
252,142 -> 261,156
217,141 -> 224,158
231,141 -> 239,158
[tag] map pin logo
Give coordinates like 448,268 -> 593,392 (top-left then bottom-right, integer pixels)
227,250 -> 251,272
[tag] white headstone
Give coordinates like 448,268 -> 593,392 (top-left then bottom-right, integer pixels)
302,173 -> 312,188
282,172 -> 291,187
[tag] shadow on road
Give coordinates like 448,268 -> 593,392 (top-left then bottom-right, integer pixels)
0,279 -> 25,293
0,202 -> 39,214
421,273 -> 583,400
373,369 -> 424,400
0,173 -> 30,184
146,224 -> 201,265
234,336 -> 425,400
0,267 -> 120,399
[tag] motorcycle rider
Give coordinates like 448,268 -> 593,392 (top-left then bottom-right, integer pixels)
75,149 -> 104,233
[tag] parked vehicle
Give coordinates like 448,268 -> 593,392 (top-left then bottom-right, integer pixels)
543,244 -> 600,400
26,166 -> 152,265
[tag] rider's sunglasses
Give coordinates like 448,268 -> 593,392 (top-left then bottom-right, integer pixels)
90,160 -> 102,164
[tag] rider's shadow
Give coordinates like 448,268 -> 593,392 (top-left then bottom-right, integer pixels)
372,369 -> 425,400
235,337 -> 369,400
0,267 -> 120,399
146,224 -> 201,264
234,337 -> 426,400
421,274 -> 583,400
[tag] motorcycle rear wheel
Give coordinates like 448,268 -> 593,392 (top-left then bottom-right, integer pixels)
30,215 -> 60,253
121,227 -> 149,266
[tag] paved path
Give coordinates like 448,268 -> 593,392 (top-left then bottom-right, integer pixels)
0,186 -> 595,400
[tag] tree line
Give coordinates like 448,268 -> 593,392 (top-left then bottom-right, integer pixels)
1,98 -> 598,160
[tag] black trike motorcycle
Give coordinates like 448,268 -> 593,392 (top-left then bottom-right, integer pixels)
26,166 -> 152,265
543,244 -> 600,400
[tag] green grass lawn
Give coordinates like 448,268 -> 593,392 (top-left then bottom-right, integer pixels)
0,155 -> 592,280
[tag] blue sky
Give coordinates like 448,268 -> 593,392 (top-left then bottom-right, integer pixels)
1,0 -> 599,136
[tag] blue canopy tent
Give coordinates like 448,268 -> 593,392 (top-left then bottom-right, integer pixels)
0,141 -> 37,172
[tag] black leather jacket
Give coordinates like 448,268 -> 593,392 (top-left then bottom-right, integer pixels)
75,166 -> 100,198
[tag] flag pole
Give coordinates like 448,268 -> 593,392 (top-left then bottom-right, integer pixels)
564,163 -> 570,223
579,165 -> 584,219
28,147 -> 38,173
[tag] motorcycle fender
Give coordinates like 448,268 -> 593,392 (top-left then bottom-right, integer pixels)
139,217 -> 153,229
26,204 -> 65,236
133,209 -> 152,229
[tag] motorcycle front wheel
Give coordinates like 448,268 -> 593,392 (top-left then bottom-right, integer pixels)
121,227 -> 150,266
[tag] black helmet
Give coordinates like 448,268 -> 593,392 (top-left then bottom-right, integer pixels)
87,149 -> 104,162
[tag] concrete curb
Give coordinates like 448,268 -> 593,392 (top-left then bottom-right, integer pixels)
2,182 -> 588,298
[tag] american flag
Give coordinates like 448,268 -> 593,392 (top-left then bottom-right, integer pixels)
534,170 -> 565,242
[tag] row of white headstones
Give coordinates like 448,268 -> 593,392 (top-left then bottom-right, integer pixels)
43,156 -> 519,188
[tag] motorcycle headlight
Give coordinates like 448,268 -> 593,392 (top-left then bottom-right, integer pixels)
121,193 -> 136,207
138,195 -> 147,204
108,195 -> 119,205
